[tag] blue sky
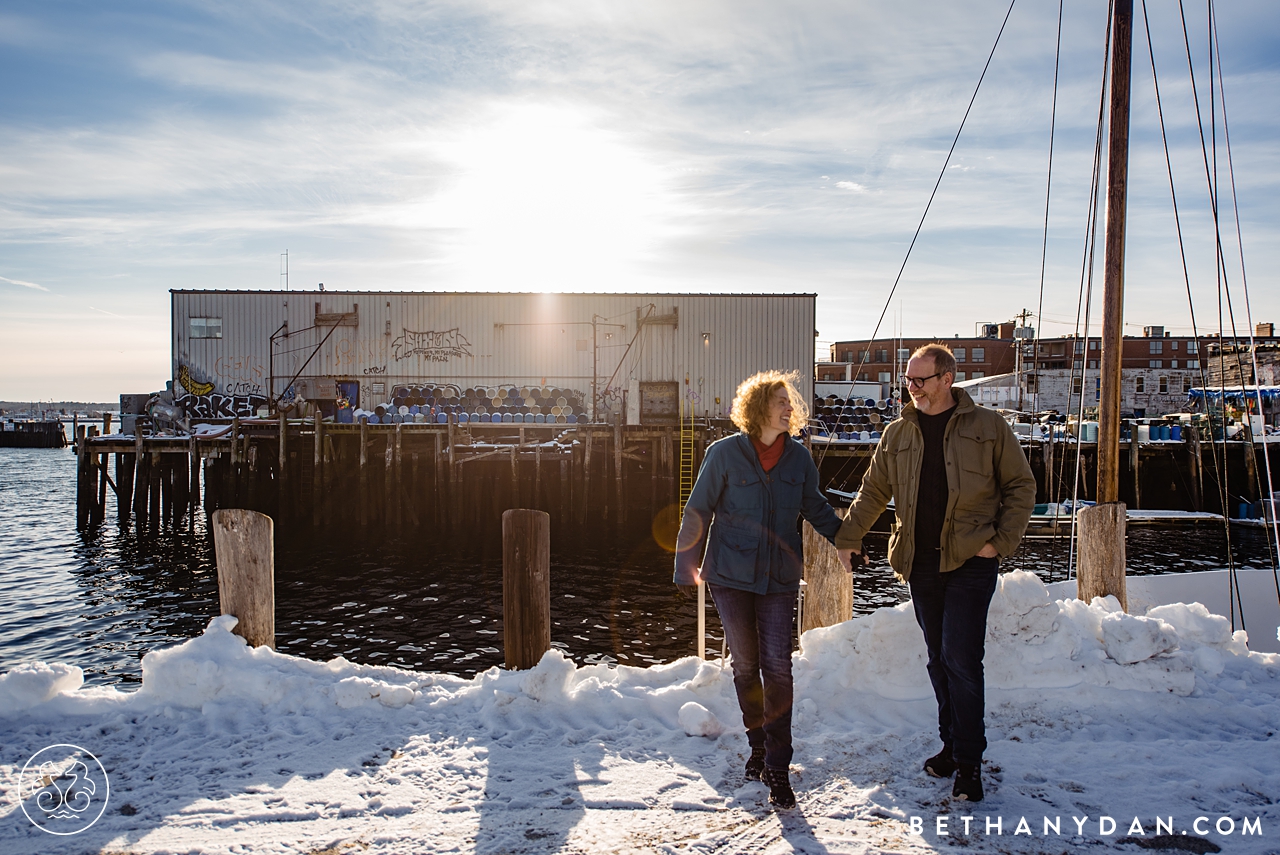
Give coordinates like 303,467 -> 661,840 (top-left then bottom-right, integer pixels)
2,0 -> 1277,400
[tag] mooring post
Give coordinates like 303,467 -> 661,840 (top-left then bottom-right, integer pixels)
103,412 -> 112,435
392,422 -> 403,533
800,518 -> 853,636
1076,503 -> 1127,610
1043,427 -> 1055,504
160,452 -> 173,523
502,508 -> 551,669
534,441 -> 542,510
211,508 -> 276,649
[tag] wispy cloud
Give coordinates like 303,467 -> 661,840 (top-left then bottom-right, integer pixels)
0,275 -> 50,291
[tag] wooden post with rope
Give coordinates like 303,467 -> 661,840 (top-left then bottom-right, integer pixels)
502,509 -> 551,669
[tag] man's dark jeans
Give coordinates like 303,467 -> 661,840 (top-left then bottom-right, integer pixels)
908,555 -> 1000,767
709,584 -> 795,770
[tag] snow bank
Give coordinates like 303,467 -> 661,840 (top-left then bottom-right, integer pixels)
4,571 -> 1267,724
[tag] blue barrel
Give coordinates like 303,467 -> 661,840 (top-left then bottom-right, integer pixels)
483,412 -> 494,423
567,414 -> 578,424
871,430 -> 881,440
532,413 -> 542,423
436,413 -> 447,423
457,412 -> 468,423
1171,424 -> 1182,441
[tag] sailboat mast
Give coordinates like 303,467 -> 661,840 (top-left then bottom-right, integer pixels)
1097,0 -> 1133,503
1076,0 -> 1133,610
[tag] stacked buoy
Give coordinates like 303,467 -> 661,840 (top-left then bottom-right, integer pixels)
352,385 -> 588,425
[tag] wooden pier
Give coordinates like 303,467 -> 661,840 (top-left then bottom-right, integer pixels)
74,419 -> 740,536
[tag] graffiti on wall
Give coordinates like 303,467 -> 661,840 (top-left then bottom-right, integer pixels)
177,393 -> 268,420
392,328 -> 472,363
215,354 -> 265,384
177,365 -> 214,396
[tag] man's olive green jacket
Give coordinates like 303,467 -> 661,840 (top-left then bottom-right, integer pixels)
834,387 -> 1037,582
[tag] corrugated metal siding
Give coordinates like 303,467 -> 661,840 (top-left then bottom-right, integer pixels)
171,291 -> 815,417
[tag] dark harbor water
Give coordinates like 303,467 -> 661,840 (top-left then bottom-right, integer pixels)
1,447 -> 1276,688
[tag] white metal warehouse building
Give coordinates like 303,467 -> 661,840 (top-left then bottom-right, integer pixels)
170,291 -> 817,423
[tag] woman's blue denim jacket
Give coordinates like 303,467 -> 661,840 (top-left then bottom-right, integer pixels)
673,433 -> 843,594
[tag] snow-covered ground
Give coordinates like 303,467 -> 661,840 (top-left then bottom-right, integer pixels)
2,570 -> 1278,854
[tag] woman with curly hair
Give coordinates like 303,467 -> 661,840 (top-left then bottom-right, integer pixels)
673,370 -> 843,809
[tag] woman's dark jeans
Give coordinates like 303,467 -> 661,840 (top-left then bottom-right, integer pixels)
708,584 -> 795,770
907,555 -> 1000,767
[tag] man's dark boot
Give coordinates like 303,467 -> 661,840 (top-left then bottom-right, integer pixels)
924,743 -> 956,778
744,746 -> 767,781
952,764 -> 983,802
762,767 -> 796,809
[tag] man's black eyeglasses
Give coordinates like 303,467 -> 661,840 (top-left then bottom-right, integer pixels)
905,372 -> 942,388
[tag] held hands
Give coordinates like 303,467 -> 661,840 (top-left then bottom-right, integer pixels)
837,549 -> 870,573
676,570 -> 701,599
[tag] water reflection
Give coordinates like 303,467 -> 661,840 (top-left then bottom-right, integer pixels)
2,448 -> 1275,690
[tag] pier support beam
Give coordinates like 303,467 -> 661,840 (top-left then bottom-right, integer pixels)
212,508 -> 276,649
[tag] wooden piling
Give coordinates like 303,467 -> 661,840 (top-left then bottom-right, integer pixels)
393,423 -> 403,533
212,508 -> 276,649
801,518 -> 852,635
75,427 -> 89,529
1076,502 -> 1127,611
359,416 -> 369,529
118,452 -> 135,524
148,450 -> 161,526
230,416 -> 241,506
1188,420 -> 1203,512
312,412 -> 322,528
277,412 -> 287,518
385,428 -> 397,533
432,429 -> 441,527
1129,421 -> 1140,509
133,433 -> 149,523
189,435 -> 200,513
502,508 -> 551,670
614,420 -> 624,524
160,452 -> 172,522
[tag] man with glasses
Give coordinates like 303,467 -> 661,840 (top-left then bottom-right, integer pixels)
835,343 -> 1035,802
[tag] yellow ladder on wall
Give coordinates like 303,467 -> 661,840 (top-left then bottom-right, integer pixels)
678,395 -> 695,522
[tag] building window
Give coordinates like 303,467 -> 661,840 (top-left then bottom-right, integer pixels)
1184,375 -> 1193,392
858,350 -> 867,363
1187,359 -> 1200,369
972,347 -> 985,362
1025,373 -> 1037,392
875,349 -> 888,363
897,348 -> 910,360
1170,359 -> 1178,368
857,373 -> 868,381
878,372 -> 891,383
1171,340 -> 1178,350
1135,376 -> 1145,393
1074,341 -> 1084,354
1088,359 -> 1098,369
189,317 -> 222,339
1072,377 -> 1083,395
1149,359 -> 1163,368
1187,340 -> 1199,354
1090,340 -> 1099,351
1159,376 -> 1169,394
841,351 -> 853,362
955,372 -> 966,382
971,370 -> 984,379
954,348 -> 967,362
1149,340 -> 1163,354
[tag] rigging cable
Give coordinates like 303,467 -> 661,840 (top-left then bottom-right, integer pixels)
847,0 -> 1018,391
1177,0 -> 1246,627
1031,0 -> 1065,510
1066,0 -> 1116,580
1209,1 -> 1280,589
